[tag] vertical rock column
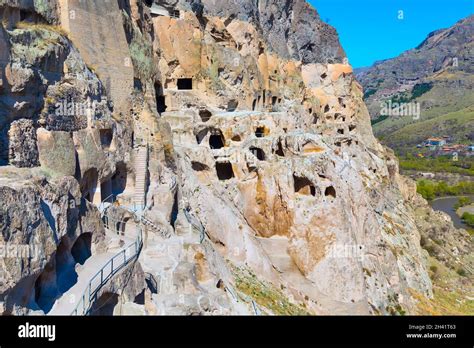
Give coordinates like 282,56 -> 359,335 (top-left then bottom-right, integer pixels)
59,0 -> 134,119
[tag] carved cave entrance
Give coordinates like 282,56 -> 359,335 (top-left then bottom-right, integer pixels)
216,162 -> 234,181
294,175 -> 316,197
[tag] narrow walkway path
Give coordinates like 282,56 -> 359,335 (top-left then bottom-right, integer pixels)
48,227 -> 141,315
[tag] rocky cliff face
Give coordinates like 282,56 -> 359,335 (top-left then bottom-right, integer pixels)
0,0 -> 471,315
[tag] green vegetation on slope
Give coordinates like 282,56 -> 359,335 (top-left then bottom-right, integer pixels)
399,156 -> 474,176
461,212 -> 474,228
386,106 -> 474,153
454,197 -> 472,210
231,265 -> 309,315
416,180 -> 474,200
373,73 -> 474,154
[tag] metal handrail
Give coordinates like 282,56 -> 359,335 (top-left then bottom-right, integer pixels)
71,226 -> 143,315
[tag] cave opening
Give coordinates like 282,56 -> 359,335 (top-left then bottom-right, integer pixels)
272,96 -> 278,106
90,292 -> 119,316
177,78 -> 193,90
134,289 -> 146,305
209,130 -> 225,149
255,126 -> 267,138
216,162 -> 234,181
34,263 -> 57,314
199,109 -> 212,122
294,175 -> 316,196
252,99 -> 257,111
250,147 -> 266,161
227,100 -> 238,112
231,134 -> 242,142
101,179 -> 113,203
80,168 -> 99,203
338,97 -> 346,108
99,129 -> 113,148
325,186 -> 336,199
71,233 -> 92,265
275,140 -> 285,157
55,237 -> 77,295
111,162 -> 128,197
192,161 -> 209,171
155,82 -> 167,114
170,10 -> 180,18
35,236 -> 77,313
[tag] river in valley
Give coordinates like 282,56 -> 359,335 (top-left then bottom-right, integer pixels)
430,195 -> 474,229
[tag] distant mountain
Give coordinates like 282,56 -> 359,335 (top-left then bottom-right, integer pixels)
355,15 -> 474,154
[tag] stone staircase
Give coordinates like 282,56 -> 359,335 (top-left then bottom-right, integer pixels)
133,146 -> 148,211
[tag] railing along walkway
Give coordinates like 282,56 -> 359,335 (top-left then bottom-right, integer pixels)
47,214 -> 143,316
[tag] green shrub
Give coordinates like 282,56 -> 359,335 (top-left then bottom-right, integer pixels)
461,212 -> 474,228
371,115 -> 389,125
454,197 -> 472,210
411,82 -> 433,99
363,88 -> 377,99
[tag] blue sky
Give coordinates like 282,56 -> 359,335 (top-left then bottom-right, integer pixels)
310,0 -> 474,68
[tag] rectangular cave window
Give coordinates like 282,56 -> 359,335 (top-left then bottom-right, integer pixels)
177,78 -> 193,90
255,126 -> 267,138
272,96 -> 278,106
209,131 -> 225,149
170,10 -> 180,19
100,129 -> 113,148
216,162 -> 234,181
134,78 -> 143,91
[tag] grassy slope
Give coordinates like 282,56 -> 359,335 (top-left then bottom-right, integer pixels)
373,72 -> 474,153
387,106 -> 474,151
